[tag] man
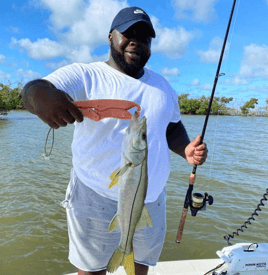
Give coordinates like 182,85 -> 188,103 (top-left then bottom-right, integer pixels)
23,6 -> 207,275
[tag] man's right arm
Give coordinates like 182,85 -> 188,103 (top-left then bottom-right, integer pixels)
23,79 -> 83,129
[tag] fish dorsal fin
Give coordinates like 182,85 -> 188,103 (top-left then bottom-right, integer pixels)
108,163 -> 132,189
135,205 -> 153,231
108,214 -> 120,232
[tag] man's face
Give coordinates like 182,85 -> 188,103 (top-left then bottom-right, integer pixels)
109,22 -> 152,78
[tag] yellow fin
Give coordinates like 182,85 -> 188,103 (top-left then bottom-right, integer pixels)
124,251 -> 135,275
110,167 -> 121,181
108,214 -> 120,232
135,205 -> 153,231
108,175 -> 120,189
119,163 -> 132,175
109,168 -> 121,189
108,163 -> 131,189
107,247 -> 124,273
107,247 -> 135,275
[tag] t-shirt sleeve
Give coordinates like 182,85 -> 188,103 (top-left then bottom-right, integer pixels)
170,88 -> 181,123
42,63 -> 88,101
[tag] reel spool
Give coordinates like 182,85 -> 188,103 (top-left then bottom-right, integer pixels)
190,192 -> 214,216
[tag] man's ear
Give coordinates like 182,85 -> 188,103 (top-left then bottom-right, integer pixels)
108,33 -> 112,46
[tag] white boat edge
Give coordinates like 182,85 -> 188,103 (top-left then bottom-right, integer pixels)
64,258 -> 223,275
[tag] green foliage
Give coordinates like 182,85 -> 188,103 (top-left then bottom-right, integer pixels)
178,94 -> 233,115
240,98 -> 258,115
0,83 -> 24,113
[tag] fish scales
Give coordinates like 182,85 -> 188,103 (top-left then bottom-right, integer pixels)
107,112 -> 152,275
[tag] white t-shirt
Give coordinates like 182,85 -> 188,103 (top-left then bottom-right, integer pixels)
43,62 -> 181,203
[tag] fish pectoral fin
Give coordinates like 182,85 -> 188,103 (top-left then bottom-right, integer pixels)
108,214 -> 120,232
108,176 -> 120,189
108,163 -> 131,189
135,205 -> 153,231
109,168 -> 121,189
119,162 -> 132,175
110,167 -> 121,181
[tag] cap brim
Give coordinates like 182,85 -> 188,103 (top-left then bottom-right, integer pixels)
114,20 -> 156,38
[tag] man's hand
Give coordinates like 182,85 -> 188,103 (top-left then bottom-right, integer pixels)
185,135 -> 208,165
23,80 -> 83,129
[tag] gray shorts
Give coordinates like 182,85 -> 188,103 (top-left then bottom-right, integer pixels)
61,169 -> 167,272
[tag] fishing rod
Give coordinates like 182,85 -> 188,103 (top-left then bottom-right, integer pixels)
176,0 -> 237,243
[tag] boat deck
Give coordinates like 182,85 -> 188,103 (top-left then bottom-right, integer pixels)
65,258 -> 223,275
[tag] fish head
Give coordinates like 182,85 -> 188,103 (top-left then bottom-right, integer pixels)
123,112 -> 147,165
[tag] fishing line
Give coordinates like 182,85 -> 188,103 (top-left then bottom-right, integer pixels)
219,0 -> 241,69
44,127 -> 54,157
217,0 -> 268,246
207,116 -> 219,183
176,0 -> 238,243
207,0 -> 241,184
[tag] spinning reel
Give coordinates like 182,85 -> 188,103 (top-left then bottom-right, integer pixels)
176,181 -> 214,243
190,192 -> 214,216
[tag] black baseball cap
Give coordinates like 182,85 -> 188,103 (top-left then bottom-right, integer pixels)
109,6 -> 156,38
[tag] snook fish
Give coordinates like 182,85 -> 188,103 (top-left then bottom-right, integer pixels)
107,112 -> 152,275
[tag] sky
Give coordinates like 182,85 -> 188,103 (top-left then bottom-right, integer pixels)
1,0 -> 268,107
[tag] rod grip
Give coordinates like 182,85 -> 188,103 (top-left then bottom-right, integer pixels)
176,174 -> 196,243
176,208 -> 188,243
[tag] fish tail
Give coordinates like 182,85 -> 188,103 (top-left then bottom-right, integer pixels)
107,247 -> 135,275
107,247 -> 124,273
123,251 -> 135,275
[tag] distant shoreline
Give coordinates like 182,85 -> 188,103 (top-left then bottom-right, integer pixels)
1,109 -> 267,118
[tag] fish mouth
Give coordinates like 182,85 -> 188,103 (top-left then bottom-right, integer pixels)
132,146 -> 147,152
140,116 -> 146,124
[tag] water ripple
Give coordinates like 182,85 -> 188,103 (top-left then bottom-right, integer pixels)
1,112 -> 268,274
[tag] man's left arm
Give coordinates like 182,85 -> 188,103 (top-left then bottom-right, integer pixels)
166,121 -> 208,165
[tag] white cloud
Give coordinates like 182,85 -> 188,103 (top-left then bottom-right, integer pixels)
0,70 -> 11,81
197,37 -> 229,63
10,37 -> 67,60
199,83 -> 212,90
40,0 -> 128,48
247,84 -> 268,93
151,17 -> 195,59
223,76 -> 248,85
15,69 -> 41,82
0,54 -> 6,63
39,0 -> 86,30
67,0 -> 128,46
67,46 -> 108,63
172,0 -> 218,23
238,44 -> 268,79
10,0 -> 128,63
191,78 -> 200,86
161,67 -> 181,76
11,0 -> 197,64
45,60 -> 71,71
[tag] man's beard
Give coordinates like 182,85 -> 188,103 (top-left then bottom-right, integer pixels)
110,39 -> 150,77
